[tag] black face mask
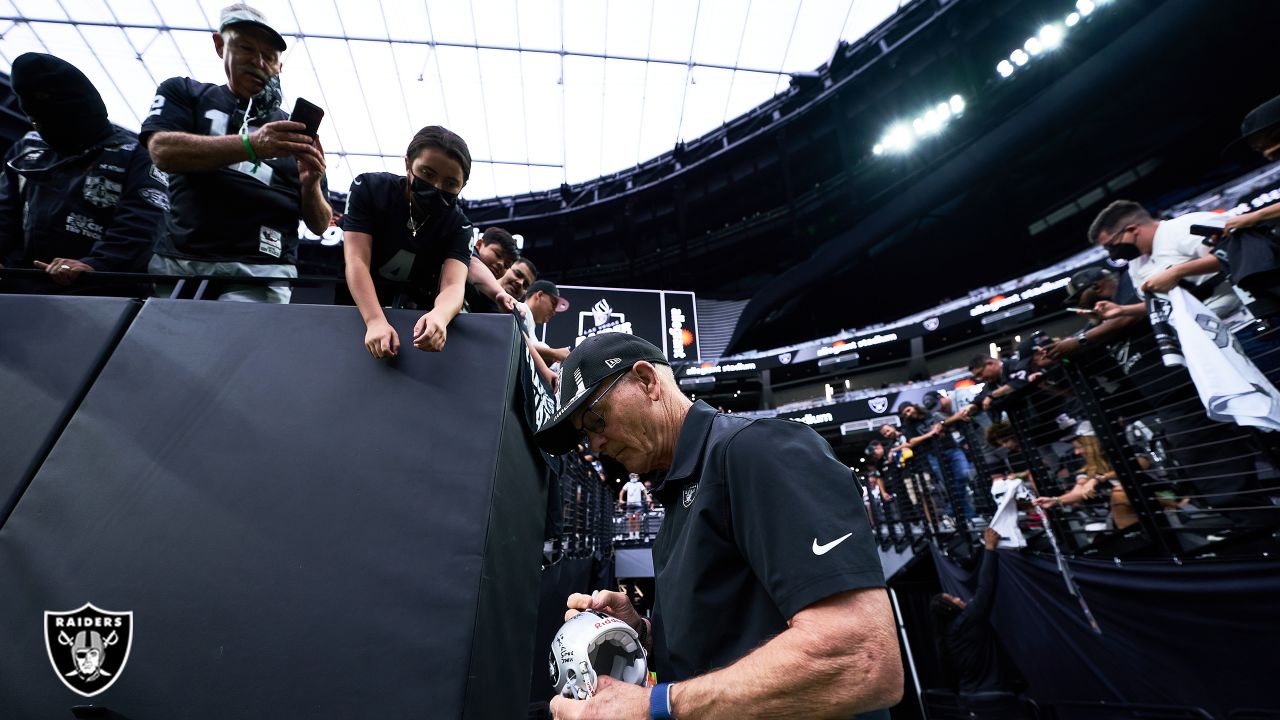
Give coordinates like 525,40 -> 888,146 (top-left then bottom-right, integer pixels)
1107,242 -> 1142,262
409,175 -> 459,213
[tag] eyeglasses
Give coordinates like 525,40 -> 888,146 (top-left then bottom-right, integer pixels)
576,372 -> 627,440
1102,225 -> 1134,247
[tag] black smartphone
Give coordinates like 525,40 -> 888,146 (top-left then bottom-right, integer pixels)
290,97 -> 324,136
1188,223 -> 1223,237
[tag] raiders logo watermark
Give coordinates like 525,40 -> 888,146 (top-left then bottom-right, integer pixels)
45,603 -> 133,697
867,396 -> 889,414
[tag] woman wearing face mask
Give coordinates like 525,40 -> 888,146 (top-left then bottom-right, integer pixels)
340,126 -> 474,358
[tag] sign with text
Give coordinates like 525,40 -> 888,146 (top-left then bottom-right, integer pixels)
539,285 -> 699,362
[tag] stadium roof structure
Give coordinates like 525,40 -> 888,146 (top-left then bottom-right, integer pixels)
0,0 -> 912,200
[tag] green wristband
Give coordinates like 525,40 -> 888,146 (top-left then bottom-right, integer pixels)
241,132 -> 259,163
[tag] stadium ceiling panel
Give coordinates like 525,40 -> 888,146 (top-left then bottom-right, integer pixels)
0,0 -> 907,201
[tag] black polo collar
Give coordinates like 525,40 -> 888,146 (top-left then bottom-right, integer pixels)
654,400 -> 717,493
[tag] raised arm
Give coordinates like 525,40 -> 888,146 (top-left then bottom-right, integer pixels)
467,254 -> 518,312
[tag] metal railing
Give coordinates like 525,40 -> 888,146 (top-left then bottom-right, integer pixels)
859,323 -> 1280,560
544,451 -> 615,565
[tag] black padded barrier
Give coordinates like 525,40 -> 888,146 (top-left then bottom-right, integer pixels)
0,295 -> 138,526
0,299 -> 549,719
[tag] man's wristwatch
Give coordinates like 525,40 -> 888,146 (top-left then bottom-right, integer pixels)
650,682 -> 676,719
1073,329 -> 1090,346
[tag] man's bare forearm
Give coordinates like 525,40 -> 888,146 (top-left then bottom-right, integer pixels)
669,589 -> 902,719
468,255 -> 505,299
300,181 -> 331,235
147,131 -> 253,173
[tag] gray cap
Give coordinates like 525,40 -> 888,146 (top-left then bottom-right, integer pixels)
219,4 -> 286,51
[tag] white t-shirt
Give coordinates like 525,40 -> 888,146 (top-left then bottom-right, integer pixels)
1127,212 -> 1249,325
622,480 -> 647,505
516,301 -> 536,337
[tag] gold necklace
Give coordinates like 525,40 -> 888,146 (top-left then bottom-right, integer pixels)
406,213 -> 427,238
405,183 -> 428,238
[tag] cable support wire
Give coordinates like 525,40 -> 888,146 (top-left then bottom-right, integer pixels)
1142,424 -> 1254,447
1093,388 -> 1201,417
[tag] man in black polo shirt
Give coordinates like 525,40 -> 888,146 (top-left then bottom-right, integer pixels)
141,3 -> 331,302
536,334 -> 901,720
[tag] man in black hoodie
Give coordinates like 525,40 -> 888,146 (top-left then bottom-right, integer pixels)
931,528 -> 1027,694
0,53 -> 166,295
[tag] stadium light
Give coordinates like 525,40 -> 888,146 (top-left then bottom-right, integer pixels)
872,96 -> 965,156
1039,24 -> 1064,50
996,0 -> 1113,79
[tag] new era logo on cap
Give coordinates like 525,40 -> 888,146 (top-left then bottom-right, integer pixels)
534,333 -> 670,455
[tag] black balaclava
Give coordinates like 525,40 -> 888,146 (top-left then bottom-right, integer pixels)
10,52 -> 112,155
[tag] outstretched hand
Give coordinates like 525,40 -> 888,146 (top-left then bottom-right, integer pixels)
364,319 -> 399,358
412,311 -> 448,352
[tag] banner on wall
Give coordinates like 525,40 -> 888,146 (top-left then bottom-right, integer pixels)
675,273 -> 1077,379
538,286 -> 699,362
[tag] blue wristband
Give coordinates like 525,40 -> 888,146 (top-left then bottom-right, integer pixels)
650,682 -> 675,719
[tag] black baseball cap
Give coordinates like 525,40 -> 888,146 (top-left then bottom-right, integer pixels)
1240,94 -> 1280,152
534,333 -> 669,455
527,280 -> 570,313
1015,331 -> 1052,360
1063,267 -> 1112,307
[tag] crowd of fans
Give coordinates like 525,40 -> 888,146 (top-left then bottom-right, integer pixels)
0,5 -> 578,384
3,3 -> 1277,577
856,191 -> 1280,558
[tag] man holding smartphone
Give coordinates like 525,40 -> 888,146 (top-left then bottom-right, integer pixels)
141,3 -> 330,303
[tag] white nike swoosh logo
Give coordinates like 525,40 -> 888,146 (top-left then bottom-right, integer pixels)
812,532 -> 854,555
353,178 -> 362,184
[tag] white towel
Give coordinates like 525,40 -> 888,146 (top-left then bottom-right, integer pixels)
1165,287 -> 1280,431
989,478 -> 1028,549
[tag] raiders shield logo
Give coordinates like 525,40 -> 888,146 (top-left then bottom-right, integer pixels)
45,603 -> 133,697
82,176 -> 122,208
778,352 -> 793,365
681,483 -> 698,508
922,317 -> 940,332
868,396 -> 889,414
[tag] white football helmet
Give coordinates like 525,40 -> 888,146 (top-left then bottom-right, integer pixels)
549,609 -> 648,699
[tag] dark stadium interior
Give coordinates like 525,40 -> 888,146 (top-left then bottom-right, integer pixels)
453,0 -> 1280,353
2,1 -> 1279,718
